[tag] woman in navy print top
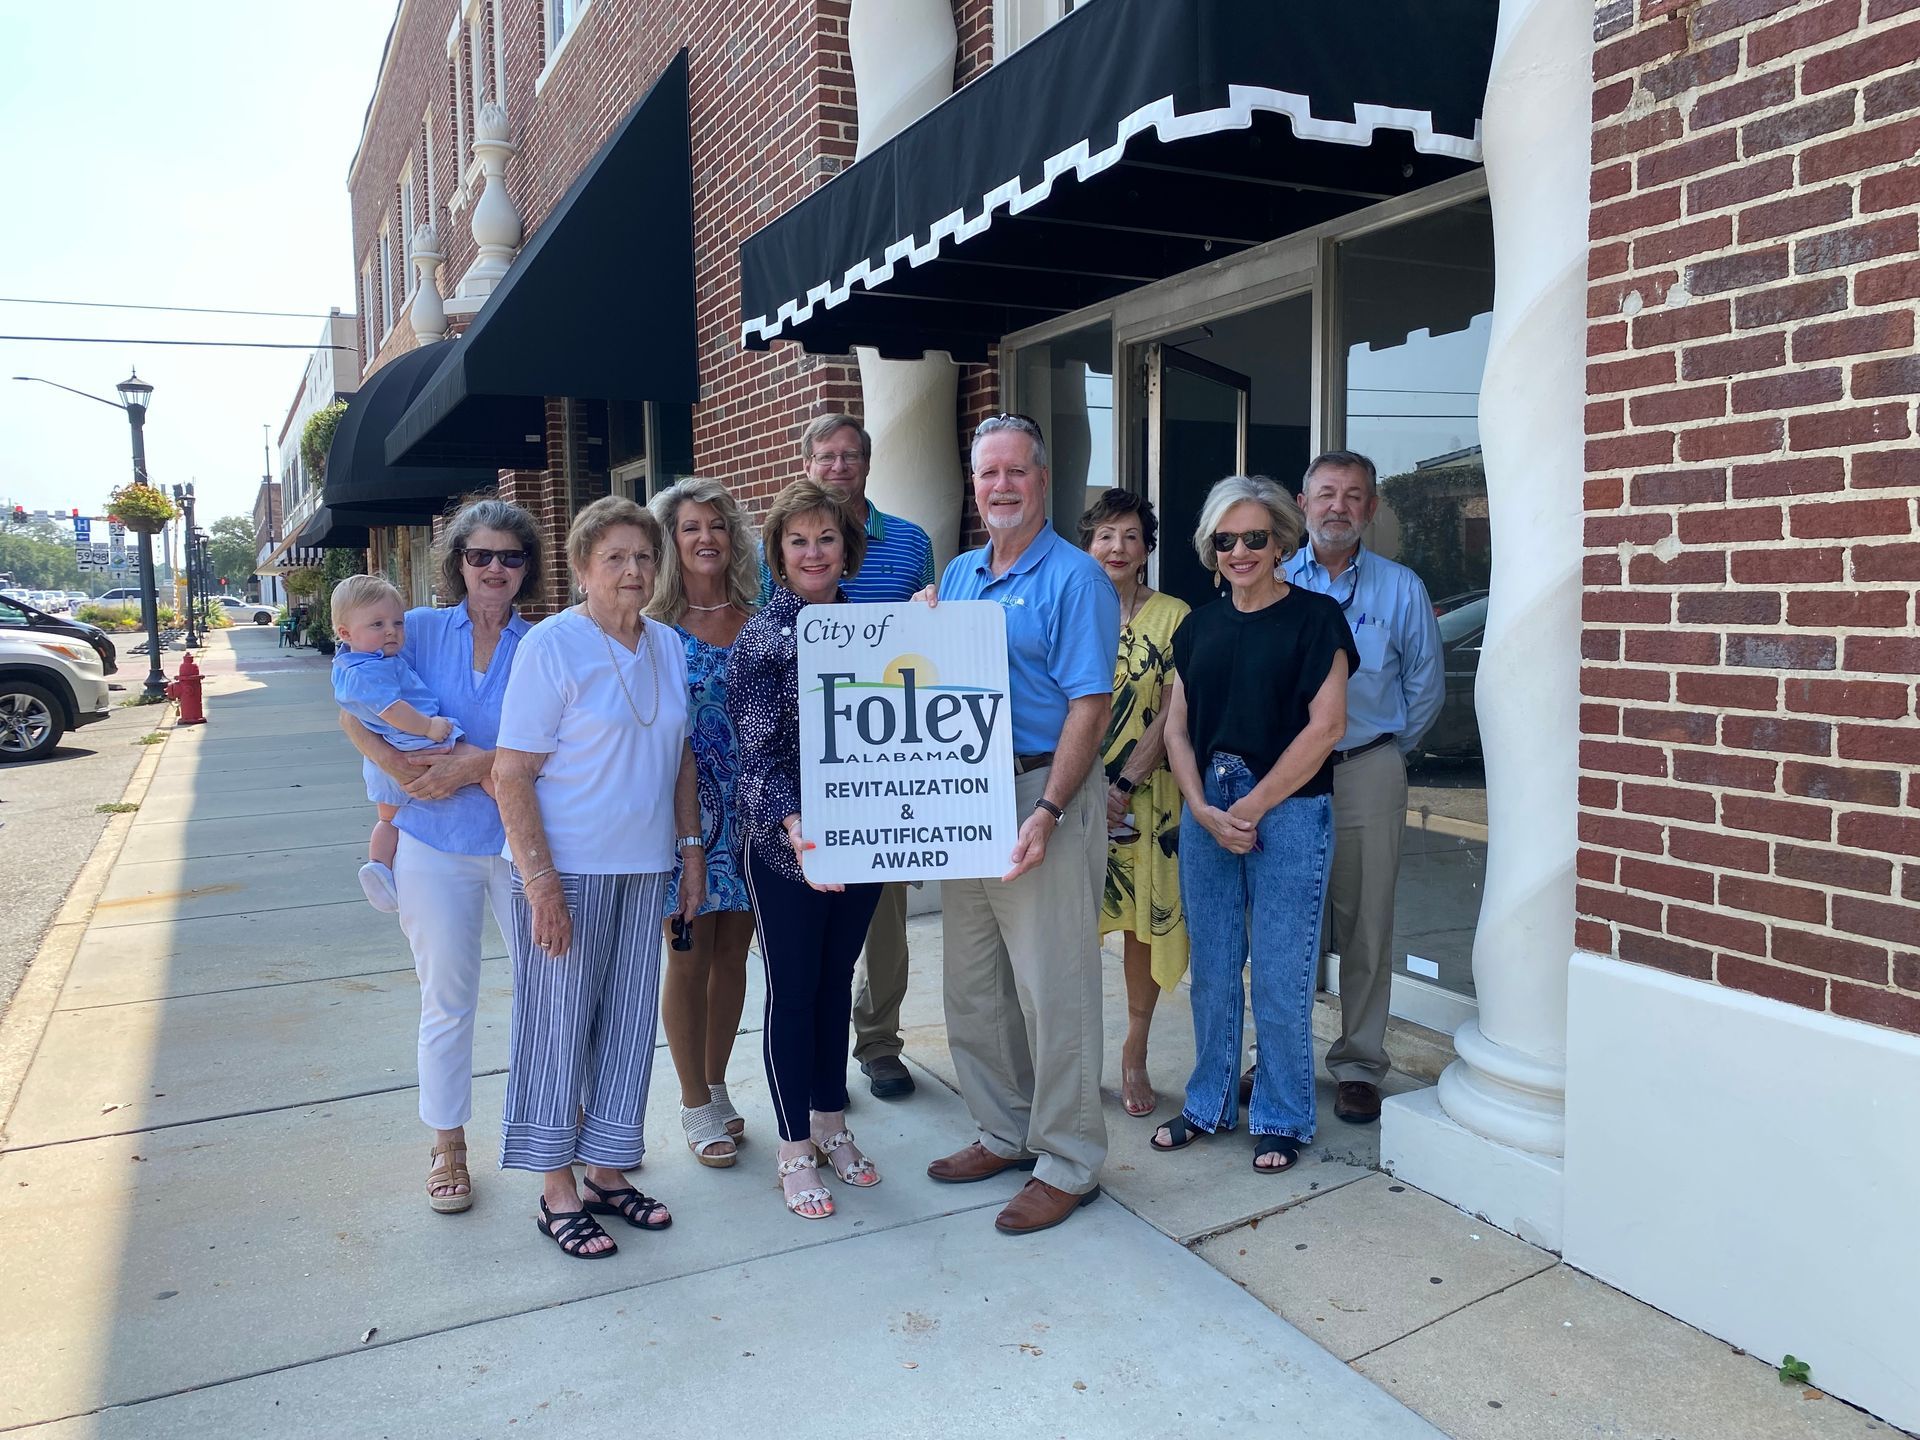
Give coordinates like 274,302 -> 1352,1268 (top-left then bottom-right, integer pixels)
725,480 -> 884,1221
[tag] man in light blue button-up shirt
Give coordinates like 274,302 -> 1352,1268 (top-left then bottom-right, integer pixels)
1282,451 -> 1444,1123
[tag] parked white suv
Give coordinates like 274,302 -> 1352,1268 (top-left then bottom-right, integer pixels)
89,587 -> 145,615
210,594 -> 275,625
0,631 -> 111,761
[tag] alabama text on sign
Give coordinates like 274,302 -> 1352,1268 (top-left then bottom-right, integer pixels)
796,601 -> 1017,885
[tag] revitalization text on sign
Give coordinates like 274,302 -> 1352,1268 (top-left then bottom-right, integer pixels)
797,601 -> 1016,885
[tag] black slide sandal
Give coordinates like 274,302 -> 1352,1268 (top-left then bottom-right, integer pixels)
537,1198 -> 618,1258
581,1175 -> 673,1231
1150,1116 -> 1206,1152
1253,1135 -> 1300,1173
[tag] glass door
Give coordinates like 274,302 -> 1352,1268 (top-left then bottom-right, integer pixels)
1147,345 -> 1249,609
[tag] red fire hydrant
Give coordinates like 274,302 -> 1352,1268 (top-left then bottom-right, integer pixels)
167,651 -> 208,726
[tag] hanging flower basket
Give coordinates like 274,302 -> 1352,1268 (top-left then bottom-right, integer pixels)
107,482 -> 178,534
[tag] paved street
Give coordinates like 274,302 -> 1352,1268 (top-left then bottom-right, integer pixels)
0,627 -> 1899,1439
0,636 -> 161,1013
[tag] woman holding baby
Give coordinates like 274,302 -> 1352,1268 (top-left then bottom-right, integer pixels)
337,498 -> 542,1217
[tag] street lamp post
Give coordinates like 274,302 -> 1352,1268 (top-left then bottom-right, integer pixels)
11,370 -> 169,701
115,373 -> 170,701
174,483 -> 202,647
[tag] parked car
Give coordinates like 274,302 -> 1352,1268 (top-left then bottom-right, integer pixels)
1419,594 -> 1489,760
210,594 -> 275,625
88,586 -> 145,615
0,629 -> 111,761
65,591 -> 91,611
0,593 -> 116,675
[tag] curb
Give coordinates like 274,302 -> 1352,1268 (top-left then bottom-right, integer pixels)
0,701 -> 178,1148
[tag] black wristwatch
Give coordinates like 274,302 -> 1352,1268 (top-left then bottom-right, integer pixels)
1034,797 -> 1064,822
1113,776 -> 1137,796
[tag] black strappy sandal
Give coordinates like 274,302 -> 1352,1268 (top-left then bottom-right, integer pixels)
581,1175 -> 673,1231
537,1197 -> 618,1258
1253,1135 -> 1301,1174
1150,1116 -> 1207,1152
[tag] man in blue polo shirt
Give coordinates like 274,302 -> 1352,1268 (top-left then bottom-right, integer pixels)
1282,450 -> 1444,1125
762,414 -> 937,1101
920,413 -> 1120,1236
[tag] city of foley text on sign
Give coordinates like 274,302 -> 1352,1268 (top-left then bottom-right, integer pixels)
797,601 -> 1017,885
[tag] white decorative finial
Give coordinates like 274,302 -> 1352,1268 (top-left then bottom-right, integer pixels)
447,101 -> 521,315
410,220 -> 447,344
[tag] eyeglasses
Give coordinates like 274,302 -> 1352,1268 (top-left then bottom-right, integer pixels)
458,547 -> 528,570
1209,529 -> 1272,554
808,449 -> 866,468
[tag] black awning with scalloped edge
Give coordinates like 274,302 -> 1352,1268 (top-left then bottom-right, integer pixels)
739,0 -> 1494,361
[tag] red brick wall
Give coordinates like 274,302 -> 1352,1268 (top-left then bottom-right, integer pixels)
1582,0 -> 1920,1036
349,1 -> 1017,590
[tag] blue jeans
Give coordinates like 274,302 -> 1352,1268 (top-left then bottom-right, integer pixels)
1178,753 -> 1333,1142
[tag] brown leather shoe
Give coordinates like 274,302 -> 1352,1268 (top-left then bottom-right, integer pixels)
994,1178 -> 1099,1234
926,1141 -> 1038,1185
1335,1080 -> 1382,1124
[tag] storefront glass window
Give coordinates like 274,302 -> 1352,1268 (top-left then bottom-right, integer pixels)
1013,320 -> 1114,536
1337,198 -> 1495,1007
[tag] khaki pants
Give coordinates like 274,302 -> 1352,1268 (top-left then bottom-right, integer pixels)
1324,743 -> 1408,1085
851,882 -> 910,1062
940,765 -> 1108,1194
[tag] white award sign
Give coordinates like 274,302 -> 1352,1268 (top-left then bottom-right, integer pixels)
797,601 -> 1016,885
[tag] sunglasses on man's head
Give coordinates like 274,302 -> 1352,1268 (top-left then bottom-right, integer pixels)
458,547 -> 528,570
977,412 -> 1045,440
1210,529 -> 1272,555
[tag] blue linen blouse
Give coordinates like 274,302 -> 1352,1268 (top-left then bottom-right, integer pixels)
366,600 -> 531,857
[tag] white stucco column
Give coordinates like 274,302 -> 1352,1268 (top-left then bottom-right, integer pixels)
1378,0 -> 1591,1250
848,0 -> 963,564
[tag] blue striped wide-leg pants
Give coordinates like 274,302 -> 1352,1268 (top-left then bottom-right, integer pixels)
499,870 -> 667,1172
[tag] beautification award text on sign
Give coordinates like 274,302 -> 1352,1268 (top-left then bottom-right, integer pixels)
797,601 -> 1016,885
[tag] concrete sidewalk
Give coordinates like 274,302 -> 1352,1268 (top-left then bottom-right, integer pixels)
0,627 -> 1902,1439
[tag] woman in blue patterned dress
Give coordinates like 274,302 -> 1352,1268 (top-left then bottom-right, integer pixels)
648,479 -> 759,1168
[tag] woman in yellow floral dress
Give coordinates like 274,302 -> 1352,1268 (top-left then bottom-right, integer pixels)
1081,490 -> 1190,1118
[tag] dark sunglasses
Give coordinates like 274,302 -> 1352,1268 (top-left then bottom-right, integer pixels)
458,547 -> 529,570
1210,529 -> 1272,554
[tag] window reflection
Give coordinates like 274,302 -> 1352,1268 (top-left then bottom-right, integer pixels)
1338,200 -> 1495,1005
1014,320 -> 1115,534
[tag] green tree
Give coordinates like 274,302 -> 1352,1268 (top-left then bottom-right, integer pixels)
206,514 -> 260,593
0,533 -> 84,590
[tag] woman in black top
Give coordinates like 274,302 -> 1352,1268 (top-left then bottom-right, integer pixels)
1152,476 -> 1356,1173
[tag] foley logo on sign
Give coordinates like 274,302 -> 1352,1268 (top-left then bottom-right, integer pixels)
797,601 -> 1016,885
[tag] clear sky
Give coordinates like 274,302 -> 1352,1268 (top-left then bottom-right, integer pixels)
0,1 -> 398,528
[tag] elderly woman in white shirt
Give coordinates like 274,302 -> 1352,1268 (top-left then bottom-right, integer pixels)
494,496 -> 705,1260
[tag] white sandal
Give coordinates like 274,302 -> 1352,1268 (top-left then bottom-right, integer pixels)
777,1152 -> 833,1219
681,1101 -> 737,1167
812,1128 -> 879,1187
709,1082 -> 745,1139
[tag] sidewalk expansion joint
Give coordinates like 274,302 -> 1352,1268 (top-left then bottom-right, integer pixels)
0,1071 -> 507,1154
1341,1254 -> 1562,1367
1175,1167 -> 1375,1248
0,1194 -> 1014,1432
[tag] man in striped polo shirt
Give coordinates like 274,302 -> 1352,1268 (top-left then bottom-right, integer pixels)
761,414 -> 936,1099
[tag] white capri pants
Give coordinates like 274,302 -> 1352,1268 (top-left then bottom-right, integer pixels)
394,830 -> 512,1130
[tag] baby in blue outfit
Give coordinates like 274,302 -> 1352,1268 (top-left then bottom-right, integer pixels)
330,574 -> 465,912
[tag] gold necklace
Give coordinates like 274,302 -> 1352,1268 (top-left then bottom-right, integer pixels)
584,606 -> 659,726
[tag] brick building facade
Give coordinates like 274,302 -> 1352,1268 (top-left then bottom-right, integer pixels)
345,0 -> 1011,610
324,2 -> 1917,1422
1581,0 -> 1919,1036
